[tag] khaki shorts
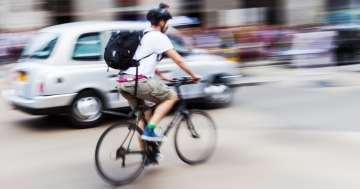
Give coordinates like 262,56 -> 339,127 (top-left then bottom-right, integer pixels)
116,76 -> 174,115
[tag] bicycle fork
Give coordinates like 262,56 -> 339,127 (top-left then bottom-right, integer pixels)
183,111 -> 201,138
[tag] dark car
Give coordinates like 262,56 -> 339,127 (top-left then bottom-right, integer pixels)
321,25 -> 360,65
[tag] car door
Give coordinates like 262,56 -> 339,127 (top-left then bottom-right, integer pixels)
50,31 -> 127,110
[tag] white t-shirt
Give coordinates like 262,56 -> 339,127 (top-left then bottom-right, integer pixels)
121,28 -> 174,78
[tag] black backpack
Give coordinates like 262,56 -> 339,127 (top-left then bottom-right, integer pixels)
104,30 -> 152,71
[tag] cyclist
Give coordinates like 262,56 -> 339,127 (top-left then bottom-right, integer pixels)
116,4 -> 201,159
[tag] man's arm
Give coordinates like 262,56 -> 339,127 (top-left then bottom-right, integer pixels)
155,68 -> 173,81
155,69 -> 164,78
164,49 -> 201,81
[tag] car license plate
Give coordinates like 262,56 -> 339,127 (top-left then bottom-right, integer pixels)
13,83 -> 27,97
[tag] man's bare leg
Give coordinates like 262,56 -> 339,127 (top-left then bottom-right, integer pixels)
137,109 -> 152,151
141,92 -> 178,141
148,92 -> 178,126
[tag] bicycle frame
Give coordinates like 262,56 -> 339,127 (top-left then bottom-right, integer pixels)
96,78 -> 216,185
135,81 -> 191,148
102,77 -> 195,154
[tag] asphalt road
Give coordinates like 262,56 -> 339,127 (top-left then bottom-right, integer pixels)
1,80 -> 360,189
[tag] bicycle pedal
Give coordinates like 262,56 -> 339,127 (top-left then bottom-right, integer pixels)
147,156 -> 159,164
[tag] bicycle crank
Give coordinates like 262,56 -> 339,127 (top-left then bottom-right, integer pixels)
116,147 -> 127,167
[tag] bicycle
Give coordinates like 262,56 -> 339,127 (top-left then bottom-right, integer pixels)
95,77 -> 217,186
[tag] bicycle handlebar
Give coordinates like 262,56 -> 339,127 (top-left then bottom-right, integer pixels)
166,77 -> 205,87
103,77 -> 206,117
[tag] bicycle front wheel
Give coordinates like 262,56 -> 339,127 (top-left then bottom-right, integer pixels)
175,110 -> 217,164
95,121 -> 145,186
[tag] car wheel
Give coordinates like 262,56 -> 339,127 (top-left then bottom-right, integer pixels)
68,90 -> 104,129
203,74 -> 234,107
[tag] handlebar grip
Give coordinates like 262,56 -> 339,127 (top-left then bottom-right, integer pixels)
166,78 -> 208,87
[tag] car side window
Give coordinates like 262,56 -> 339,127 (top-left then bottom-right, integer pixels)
166,32 -> 193,57
72,33 -> 101,61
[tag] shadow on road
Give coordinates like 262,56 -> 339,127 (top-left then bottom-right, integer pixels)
12,114 -> 131,132
13,115 -> 75,132
9,102 -> 234,133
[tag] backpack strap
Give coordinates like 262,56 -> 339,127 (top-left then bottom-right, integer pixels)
138,30 -> 152,46
133,52 -> 154,97
136,52 -> 155,62
136,30 -> 156,62
134,63 -> 139,97
133,30 -> 155,97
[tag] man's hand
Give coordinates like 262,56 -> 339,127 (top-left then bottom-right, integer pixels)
191,75 -> 202,82
155,69 -> 173,81
161,74 -> 174,82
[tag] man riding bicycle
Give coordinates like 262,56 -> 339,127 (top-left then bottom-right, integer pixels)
116,4 -> 201,161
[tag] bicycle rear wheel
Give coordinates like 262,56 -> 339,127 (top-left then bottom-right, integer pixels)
175,110 -> 217,164
95,121 -> 145,186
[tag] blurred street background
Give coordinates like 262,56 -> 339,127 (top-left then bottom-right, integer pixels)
2,0 -> 360,65
0,0 -> 360,64
2,0 -> 360,189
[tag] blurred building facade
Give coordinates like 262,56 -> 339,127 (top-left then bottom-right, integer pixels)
321,0 -> 360,24
0,0 -> 50,30
1,0 -> 359,30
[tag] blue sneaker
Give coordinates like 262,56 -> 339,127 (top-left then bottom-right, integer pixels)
141,127 -> 167,142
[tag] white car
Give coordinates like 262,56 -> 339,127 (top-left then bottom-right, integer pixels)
2,21 -> 239,128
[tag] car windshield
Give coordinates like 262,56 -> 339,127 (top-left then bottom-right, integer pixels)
21,32 -> 58,59
166,29 -> 193,56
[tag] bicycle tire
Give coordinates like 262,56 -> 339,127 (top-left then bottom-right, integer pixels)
174,110 -> 217,164
95,121 -> 145,186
